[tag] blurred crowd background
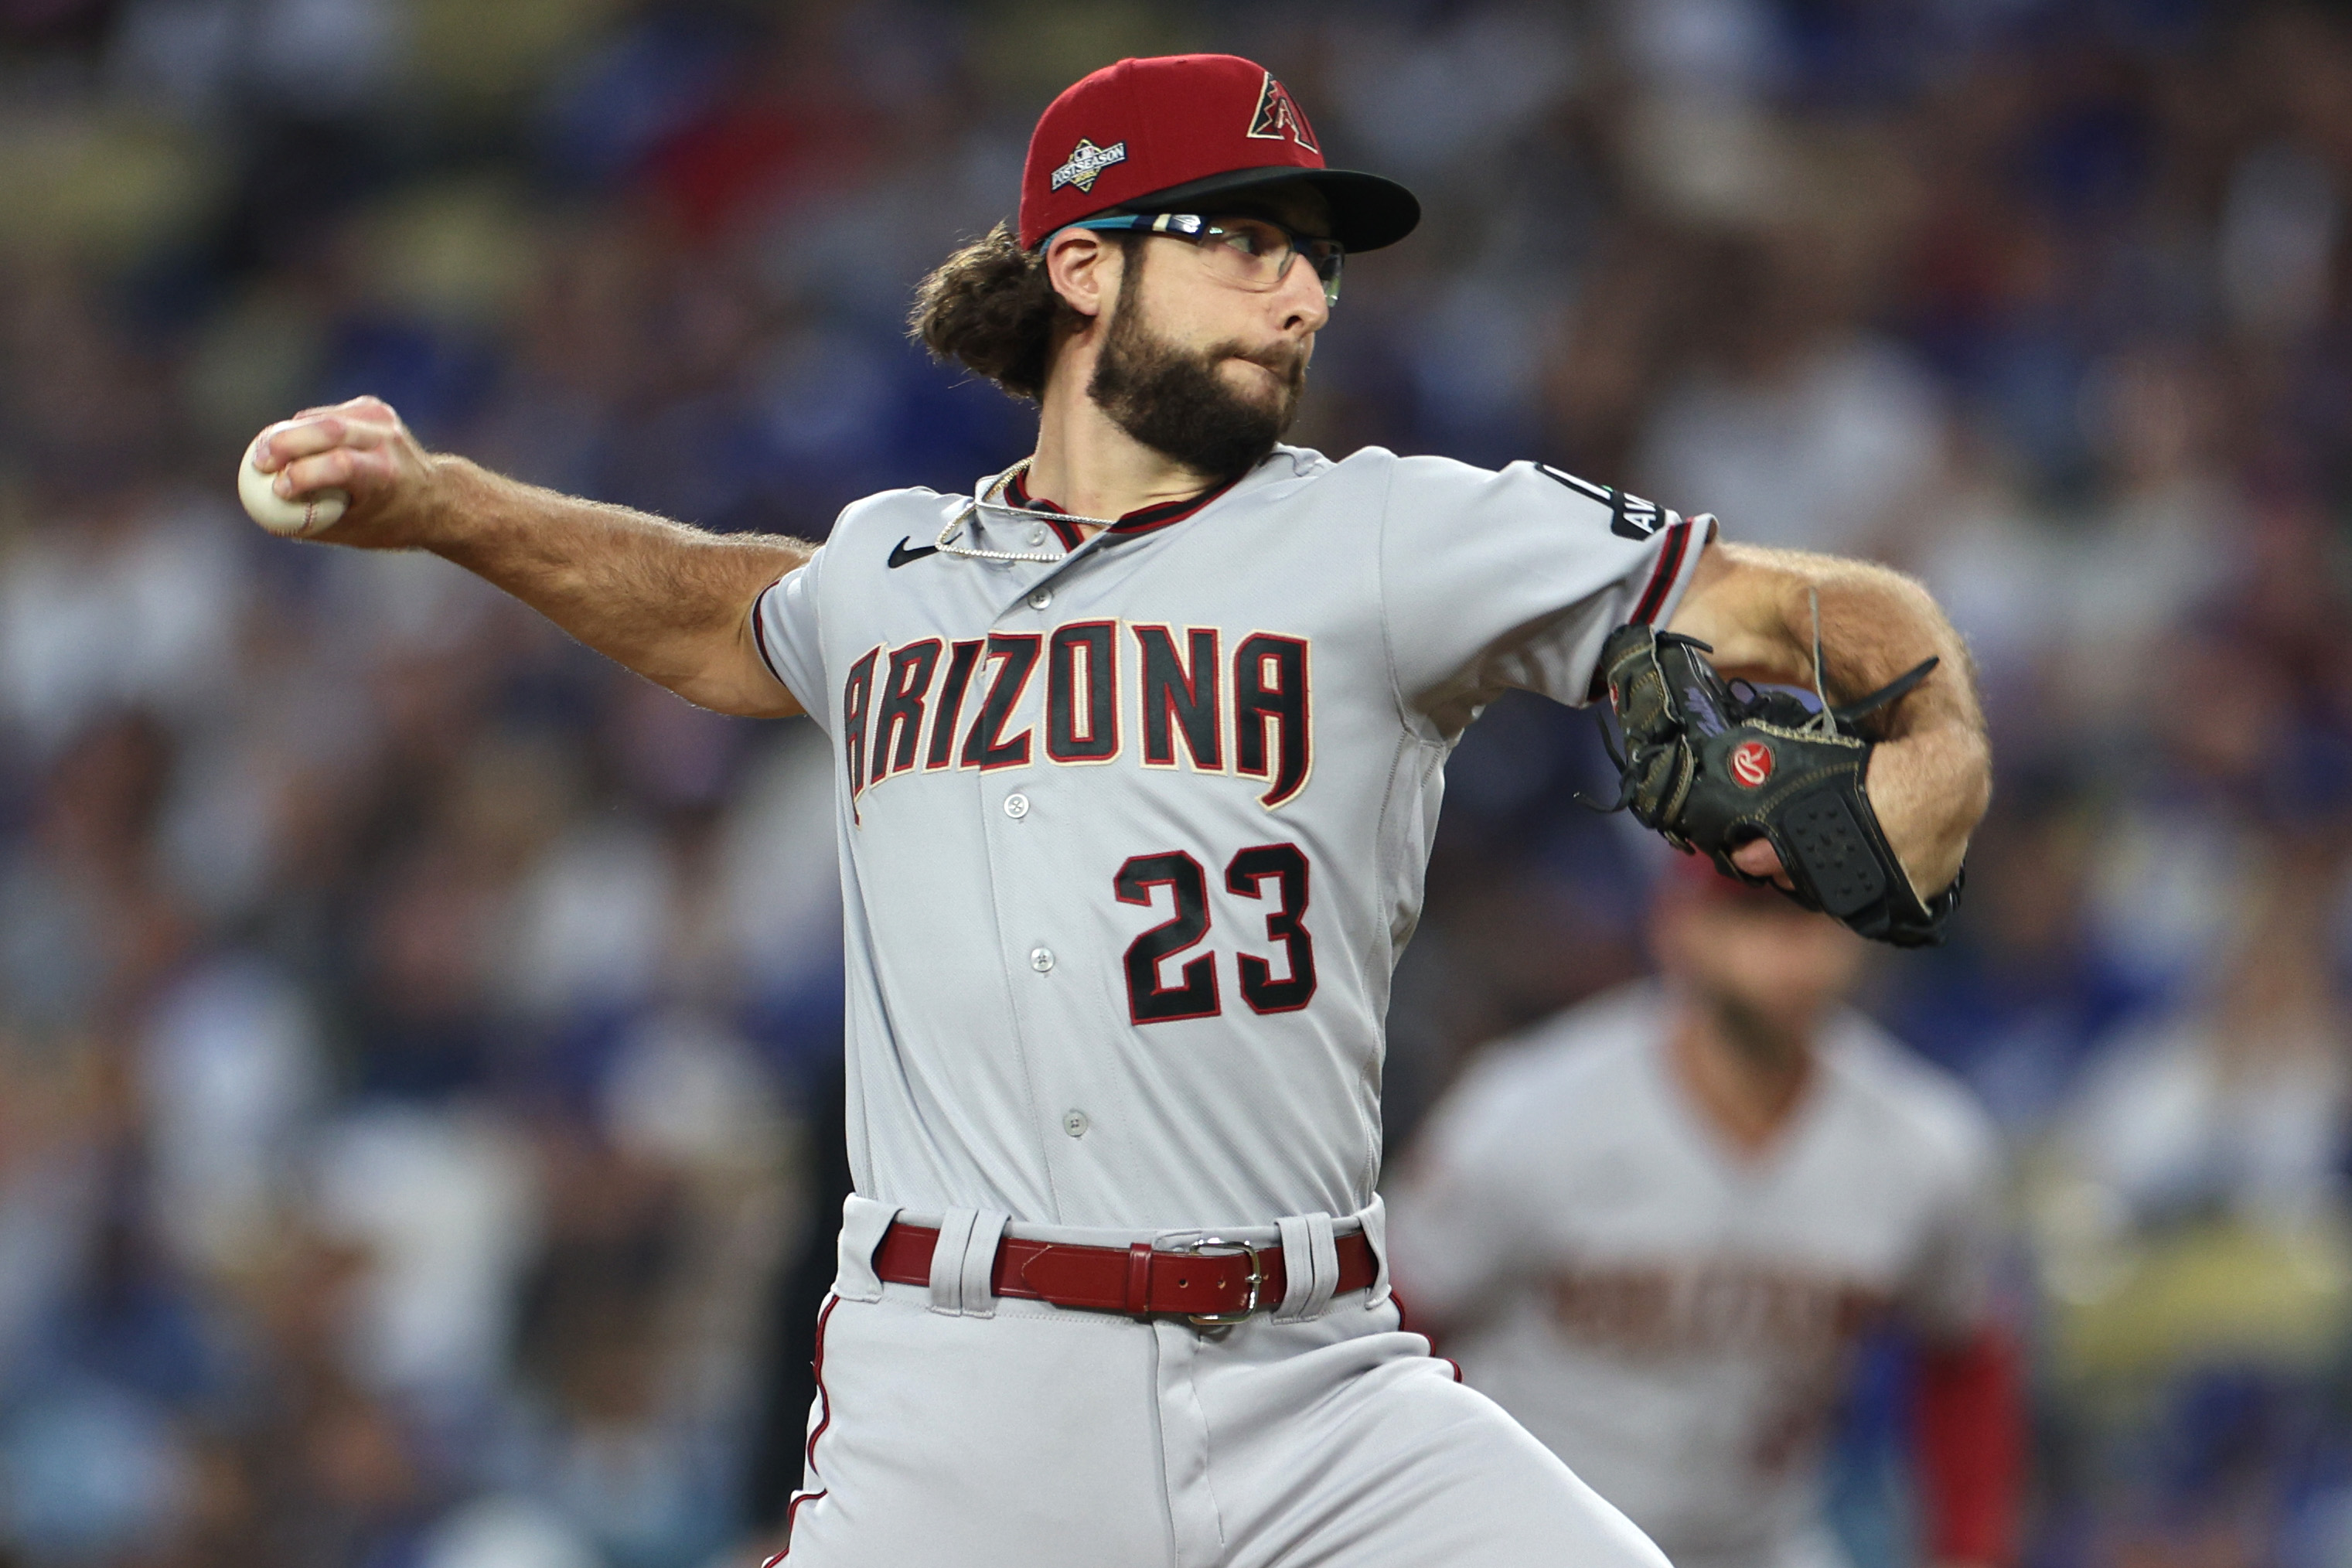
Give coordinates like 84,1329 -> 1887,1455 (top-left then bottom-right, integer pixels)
3,0 -> 2352,1564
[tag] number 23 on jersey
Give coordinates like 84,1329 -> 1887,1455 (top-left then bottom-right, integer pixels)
1114,844 -> 1316,1024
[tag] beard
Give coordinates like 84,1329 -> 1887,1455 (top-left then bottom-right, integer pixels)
1086,269 -> 1308,481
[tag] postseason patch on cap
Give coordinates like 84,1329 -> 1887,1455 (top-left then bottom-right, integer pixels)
1052,138 -> 1127,193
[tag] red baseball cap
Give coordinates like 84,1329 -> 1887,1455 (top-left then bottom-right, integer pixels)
1018,54 -> 1420,254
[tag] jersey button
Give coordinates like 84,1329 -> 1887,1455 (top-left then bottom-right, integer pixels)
1028,525 -> 1048,546
1004,793 -> 1030,819
1062,1110 -> 1089,1138
1029,946 -> 1054,973
1027,588 -> 1052,611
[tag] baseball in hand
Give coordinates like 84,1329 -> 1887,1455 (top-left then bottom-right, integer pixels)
237,431 -> 349,537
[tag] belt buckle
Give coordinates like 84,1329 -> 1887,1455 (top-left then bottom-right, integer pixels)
1174,1236 -> 1265,1328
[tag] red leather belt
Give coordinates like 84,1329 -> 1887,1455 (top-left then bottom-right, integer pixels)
874,1220 -> 1377,1324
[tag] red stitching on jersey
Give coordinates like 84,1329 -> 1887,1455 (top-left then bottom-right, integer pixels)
1115,850 -> 1222,1024
804,1293 -> 839,1467
1133,624 -> 1224,772
1632,518 -> 1692,625
779,1489 -> 823,1555
1004,470 -> 1239,536
1232,632 -> 1312,808
750,588 -> 786,687
778,1292 -> 841,1554
1225,840 -> 1317,1014
1045,619 -> 1121,763
962,634 -> 1041,770
1003,472 -> 1085,549
1108,474 -> 1239,534
925,639 -> 984,770
872,638 -> 944,782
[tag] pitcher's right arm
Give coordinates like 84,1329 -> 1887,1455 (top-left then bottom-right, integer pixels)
252,397 -> 808,719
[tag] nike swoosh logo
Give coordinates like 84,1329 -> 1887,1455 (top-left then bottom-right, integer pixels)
888,537 -> 939,569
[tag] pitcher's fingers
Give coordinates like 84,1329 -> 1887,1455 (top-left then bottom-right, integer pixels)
273,446 -> 375,498
291,394 -> 395,421
254,418 -> 346,470
1730,839 -> 1788,885
255,414 -> 390,471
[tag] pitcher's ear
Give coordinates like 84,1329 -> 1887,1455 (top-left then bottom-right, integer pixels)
1044,228 -> 1122,320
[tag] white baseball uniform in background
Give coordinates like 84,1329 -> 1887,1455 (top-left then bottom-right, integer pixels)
1388,982 -> 2005,1568
750,443 -> 1709,1566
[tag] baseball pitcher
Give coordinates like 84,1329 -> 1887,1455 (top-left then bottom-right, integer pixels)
243,53 -> 1990,1568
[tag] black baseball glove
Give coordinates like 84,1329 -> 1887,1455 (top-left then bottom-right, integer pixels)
1591,621 -> 1962,948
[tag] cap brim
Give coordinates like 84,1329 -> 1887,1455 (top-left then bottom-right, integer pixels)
1114,166 -> 1421,253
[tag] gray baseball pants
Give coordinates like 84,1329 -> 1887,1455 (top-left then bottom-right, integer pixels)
776,1197 -> 1672,1567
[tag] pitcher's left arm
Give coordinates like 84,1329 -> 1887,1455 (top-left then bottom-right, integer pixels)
1665,542 -> 1990,898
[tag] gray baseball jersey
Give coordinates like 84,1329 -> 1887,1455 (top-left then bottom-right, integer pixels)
752,443 -> 1708,1232
1386,983 -> 2003,1568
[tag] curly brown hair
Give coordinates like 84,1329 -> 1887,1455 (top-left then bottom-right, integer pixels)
906,221 -> 1137,403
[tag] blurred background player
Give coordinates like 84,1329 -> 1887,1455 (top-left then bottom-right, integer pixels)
1388,854 -> 2023,1568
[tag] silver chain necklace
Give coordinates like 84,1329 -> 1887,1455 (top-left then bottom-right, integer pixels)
935,458 -> 1127,564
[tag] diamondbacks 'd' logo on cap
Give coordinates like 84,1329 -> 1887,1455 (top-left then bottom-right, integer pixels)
1246,70 -> 1317,152
1051,138 -> 1127,193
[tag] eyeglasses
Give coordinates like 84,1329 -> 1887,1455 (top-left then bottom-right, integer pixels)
1062,212 -> 1345,306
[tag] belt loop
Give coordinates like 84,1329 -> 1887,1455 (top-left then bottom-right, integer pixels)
928,1208 -> 980,1315
959,1211 -> 1009,1319
1124,1242 -> 1154,1314
1274,1212 -> 1340,1321
1358,1195 -> 1393,1309
834,1195 -> 898,1303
